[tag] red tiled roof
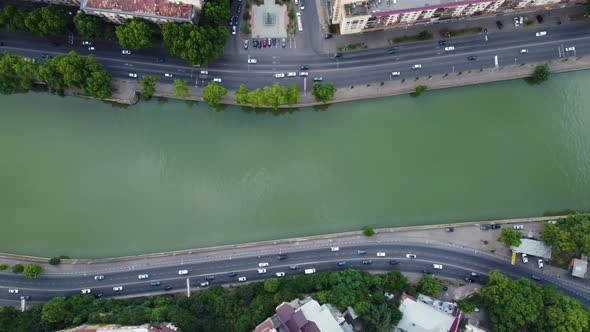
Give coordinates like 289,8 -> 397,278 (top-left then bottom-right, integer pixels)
292,310 -> 308,328
253,318 -> 276,332
85,0 -> 192,19
276,303 -> 296,324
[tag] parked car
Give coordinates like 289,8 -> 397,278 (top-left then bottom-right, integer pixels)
445,227 -> 454,232
213,78 -> 222,83
536,15 -> 543,23
313,77 -> 323,82
282,38 -> 286,48
232,26 -> 236,35
531,274 -> 542,281
205,275 -> 215,281
433,264 -> 443,269
88,46 -> 95,51
128,73 -> 138,78
276,272 -> 285,277
520,49 -> 528,54
513,224 -> 524,230
480,225 -> 490,231
514,17 -> 520,27
496,21 -> 503,29
81,289 -> 92,294
238,276 -> 247,282
164,73 -> 173,78
331,247 -> 340,252
200,282 -> 209,287
324,33 -> 333,39
82,40 -> 91,45
122,49 -> 131,55
491,224 -> 501,229
299,72 -> 309,76
522,253 -> 529,263
287,72 -> 297,77
244,40 -> 248,49
113,286 -> 123,292
406,254 -> 416,259
538,259 -> 544,268
565,46 -> 576,52
274,73 -> 285,78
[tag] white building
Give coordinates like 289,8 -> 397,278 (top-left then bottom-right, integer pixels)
395,293 -> 461,332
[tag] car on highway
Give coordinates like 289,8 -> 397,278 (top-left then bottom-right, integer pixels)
324,33 -> 333,39
389,260 -> 399,265
200,282 -> 209,287
213,78 -> 222,83
491,224 -> 501,229
228,272 -> 237,277
164,286 -> 173,290
391,71 -> 401,76
514,17 -> 520,27
178,269 -> 188,275
239,276 -> 247,282
200,70 -> 208,75
513,224 -> 524,230
536,15 -> 543,23
538,259 -> 544,268
467,56 -> 477,61
535,31 -> 547,37
248,58 -> 258,64
274,73 -> 285,78
259,262 -> 269,267
113,286 -> 123,292
205,275 -> 215,281
299,72 -> 309,76
282,38 -> 286,48
386,48 -> 397,54
276,272 -> 285,277
150,281 -> 161,286
313,77 -> 323,82
496,21 -> 503,29
357,249 -> 367,254
362,260 -> 372,265
122,50 -> 131,55
277,254 -> 287,260
406,254 -> 417,259
438,40 -> 446,46
433,264 -> 443,269
290,265 -> 299,270
412,64 -> 422,69
138,274 -> 149,279
257,268 -> 267,274
82,41 -> 91,45
244,39 -> 248,49
8,289 -> 18,294
81,289 -> 91,294
304,268 -> 316,274
157,57 -> 166,63
128,73 -> 138,78
300,65 -> 309,70
88,46 -> 95,51
565,46 -> 576,52
377,252 -> 386,257
164,73 -> 173,78
94,275 -> 104,280
444,46 -> 455,51
232,26 -> 236,35
331,246 -> 339,251
337,261 -> 346,266
287,72 -> 297,77
522,253 -> 529,263
334,53 -> 342,58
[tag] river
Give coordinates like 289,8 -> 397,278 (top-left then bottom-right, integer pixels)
1,72 -> 589,258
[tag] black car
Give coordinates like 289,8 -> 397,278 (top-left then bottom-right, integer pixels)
0,41 -> 4,46
467,56 -> 477,61
157,57 -> 166,63
389,260 -> 399,265
442,285 -> 448,291
290,265 -> 299,270
491,224 -> 501,229
496,21 -> 503,29
300,65 -> 309,70
386,48 -> 397,54
362,260 -> 373,265
470,272 -> 480,278
438,40 -> 446,46
237,4 -> 242,13
464,277 -> 475,283
277,254 -> 287,260
536,15 -> 543,23
480,225 -> 490,231
271,38 -> 277,46
205,275 -> 215,281
445,227 -> 454,232
324,33 -> 333,39
422,270 -> 433,275
228,272 -> 237,277
334,52 -> 342,58
531,274 -> 543,281
357,249 -> 367,254
164,286 -> 173,290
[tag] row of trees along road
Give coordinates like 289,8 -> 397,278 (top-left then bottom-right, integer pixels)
0,51 -> 112,98
234,83 -> 299,109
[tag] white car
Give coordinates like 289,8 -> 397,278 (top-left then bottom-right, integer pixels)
94,275 -> 104,280
444,46 -> 455,51
200,70 -> 209,75
8,289 -> 18,294
299,72 -> 309,76
138,274 -> 149,279
82,41 -> 91,45
538,259 -> 544,268
565,46 -> 576,52
238,276 -> 247,282
257,268 -> 267,274
535,31 -> 547,37
412,64 -> 422,69
513,225 -> 524,230
122,50 -> 131,55
232,26 -> 236,35
520,49 -> 528,54
331,247 -> 340,252
178,269 -> 188,275
522,253 -> 529,263
433,264 -> 443,269
81,289 -> 91,294
514,17 -> 520,27
88,46 -> 95,51
213,78 -> 222,83
248,58 -> 257,64
113,286 -> 123,292
406,254 -> 417,259
275,272 -> 285,277
258,262 -> 269,267
274,73 -> 285,78
377,252 -> 386,257
287,72 -> 297,77
164,73 -> 173,78
391,71 -> 401,76
128,73 -> 138,78
200,282 -> 209,287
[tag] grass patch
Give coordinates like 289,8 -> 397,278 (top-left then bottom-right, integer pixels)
437,278 -> 462,287
388,30 -> 433,44
442,27 -> 482,38
524,20 -> 535,27
336,42 -> 366,51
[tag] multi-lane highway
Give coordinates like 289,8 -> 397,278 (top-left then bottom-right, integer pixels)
2,242 -> 590,306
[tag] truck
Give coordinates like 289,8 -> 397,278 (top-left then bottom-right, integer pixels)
304,268 -> 316,274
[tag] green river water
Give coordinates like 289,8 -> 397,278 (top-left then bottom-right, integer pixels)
1,72 -> 590,258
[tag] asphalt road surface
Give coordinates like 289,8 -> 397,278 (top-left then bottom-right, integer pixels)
1,243 -> 589,306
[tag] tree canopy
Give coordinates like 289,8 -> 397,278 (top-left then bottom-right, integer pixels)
23,264 -> 42,278
139,76 -> 158,100
529,64 -> 551,84
74,14 -> 114,40
203,0 -> 231,26
497,228 -> 522,247
116,18 -> 158,49
172,79 -> 189,98
23,5 -> 68,37
0,53 -> 37,94
311,82 -> 336,103
416,274 -> 440,296
230,83 -> 298,109
542,214 -> 590,256
162,23 -> 228,65
202,81 -> 227,106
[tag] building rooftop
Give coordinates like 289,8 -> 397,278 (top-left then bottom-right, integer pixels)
572,258 -> 588,278
344,0 -> 491,18
82,0 -> 193,20
396,294 -> 459,332
511,239 -> 552,259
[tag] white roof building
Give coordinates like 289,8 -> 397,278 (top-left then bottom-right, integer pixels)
395,294 -> 460,332
511,239 -> 552,259
572,258 -> 588,278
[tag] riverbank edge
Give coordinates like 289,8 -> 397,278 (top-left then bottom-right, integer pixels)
0,215 -> 563,263
107,58 -> 590,107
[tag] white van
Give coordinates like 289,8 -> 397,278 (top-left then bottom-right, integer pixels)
304,268 -> 316,274
433,264 -> 443,269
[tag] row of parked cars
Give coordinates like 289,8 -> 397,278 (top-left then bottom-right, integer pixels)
248,38 -> 288,49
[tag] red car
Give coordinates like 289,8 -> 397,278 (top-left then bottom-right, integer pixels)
262,38 -> 267,47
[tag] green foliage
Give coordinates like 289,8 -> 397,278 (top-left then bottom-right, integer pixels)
0,53 -> 38,94
411,85 -> 428,97
533,286 -> 590,332
363,303 -> 394,332
233,84 -> 297,109
235,84 -> 249,105
202,81 -> 227,106
162,22 -> 228,66
362,226 -> 375,237
41,297 -> 67,324
0,6 -> 28,32
23,264 -> 42,278
263,278 -> 280,293
542,214 -> 590,256
384,271 -> 408,293
24,5 -> 68,37
172,79 -> 189,98
139,76 -> 158,100
311,82 -> 336,103
416,274 -> 440,296
286,83 -> 299,106
74,14 -> 114,40
498,228 -> 523,247
11,264 -> 24,274
116,18 -> 157,49
0,264 -> 7,270
530,64 -> 551,84
262,84 -> 287,110
49,257 -> 61,265
203,0 -> 231,26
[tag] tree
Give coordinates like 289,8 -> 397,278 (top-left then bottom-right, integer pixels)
286,83 -> 299,106
247,88 -> 264,108
162,23 -> 228,66
48,257 -> 61,265
542,214 -> 590,256
384,271 -> 407,293
264,278 -> 280,293
235,84 -> 249,105
11,264 -> 24,274
203,0 -> 231,26
41,297 -> 67,324
23,264 -> 42,278
84,70 -> 112,99
261,84 -> 287,110
202,81 -> 227,106
417,274 -> 440,296
0,6 -> 28,32
411,85 -> 428,97
0,53 -> 37,94
533,286 -> 590,332
24,6 -> 68,37
139,76 -> 158,100
363,226 -> 375,237
74,14 -> 112,40
311,82 -> 336,103
364,303 -> 394,332
0,264 -> 6,270
116,18 -> 157,49
172,79 -> 189,98
530,64 -> 551,84
498,228 -> 523,247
